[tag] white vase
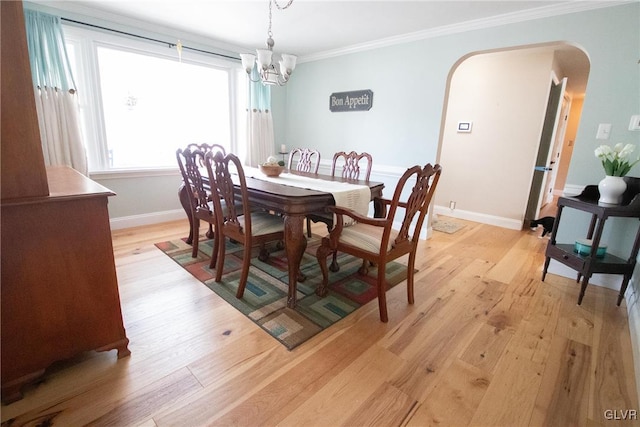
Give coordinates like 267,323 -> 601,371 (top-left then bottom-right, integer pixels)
598,175 -> 627,205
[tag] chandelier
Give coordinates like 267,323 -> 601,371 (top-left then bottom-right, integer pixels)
240,0 -> 297,86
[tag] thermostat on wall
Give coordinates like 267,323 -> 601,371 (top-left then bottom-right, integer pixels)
457,121 -> 472,133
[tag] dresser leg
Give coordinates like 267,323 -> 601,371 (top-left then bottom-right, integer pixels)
95,338 -> 131,359
1,369 -> 45,404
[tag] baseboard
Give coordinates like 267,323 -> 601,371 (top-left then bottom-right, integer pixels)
109,209 -> 186,230
433,205 -> 523,230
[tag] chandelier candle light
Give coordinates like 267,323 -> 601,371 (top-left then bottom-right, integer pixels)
595,143 -> 640,205
240,0 -> 297,86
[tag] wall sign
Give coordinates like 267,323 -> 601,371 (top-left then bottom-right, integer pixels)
329,90 -> 373,112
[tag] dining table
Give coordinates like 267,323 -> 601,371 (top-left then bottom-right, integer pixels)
178,169 -> 385,308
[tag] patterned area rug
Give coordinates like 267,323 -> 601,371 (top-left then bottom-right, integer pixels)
155,236 -> 408,350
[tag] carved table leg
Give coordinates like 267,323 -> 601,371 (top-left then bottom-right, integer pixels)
374,196 -> 386,219
284,214 -> 307,308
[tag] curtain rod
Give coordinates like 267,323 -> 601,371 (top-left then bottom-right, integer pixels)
60,17 -> 239,62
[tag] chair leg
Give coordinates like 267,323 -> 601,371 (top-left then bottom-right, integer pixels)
258,243 -> 269,262
329,251 -> 340,272
407,250 -> 417,304
377,268 -> 389,323
236,245 -> 252,298
306,217 -> 312,238
315,238 -> 333,297
191,219 -> 200,258
209,231 -> 219,269
358,259 -> 370,275
214,237 -> 226,283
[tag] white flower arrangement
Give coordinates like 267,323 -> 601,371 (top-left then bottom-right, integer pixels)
594,143 -> 640,177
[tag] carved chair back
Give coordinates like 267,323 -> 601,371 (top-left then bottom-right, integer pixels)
176,147 -> 210,213
206,151 -> 248,238
331,151 -> 373,181
287,148 -> 320,173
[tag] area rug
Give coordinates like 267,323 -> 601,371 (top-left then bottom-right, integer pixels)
154,236 -> 408,350
432,218 -> 465,234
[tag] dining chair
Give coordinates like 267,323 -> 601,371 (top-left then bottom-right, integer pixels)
205,151 -> 286,298
287,147 -> 320,173
176,144 -> 225,262
315,163 -> 442,322
307,151 -> 373,237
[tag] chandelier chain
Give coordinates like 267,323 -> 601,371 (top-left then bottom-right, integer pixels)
267,0 -> 273,39
268,0 -> 294,39
273,0 -> 294,10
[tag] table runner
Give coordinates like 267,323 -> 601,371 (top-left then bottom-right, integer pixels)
246,168 -> 371,222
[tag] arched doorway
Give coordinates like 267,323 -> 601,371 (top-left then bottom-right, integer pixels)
434,42 -> 590,229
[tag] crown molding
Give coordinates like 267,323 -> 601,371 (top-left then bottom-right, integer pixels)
299,1 -> 630,63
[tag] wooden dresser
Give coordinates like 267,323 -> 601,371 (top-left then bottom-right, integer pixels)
1,1 -> 129,403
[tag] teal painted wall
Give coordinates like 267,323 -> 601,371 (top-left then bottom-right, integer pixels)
277,3 -> 639,173
275,2 -> 639,243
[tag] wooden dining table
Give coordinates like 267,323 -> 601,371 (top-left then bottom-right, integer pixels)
178,170 -> 385,308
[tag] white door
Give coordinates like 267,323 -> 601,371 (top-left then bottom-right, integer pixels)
524,77 -> 567,221
542,92 -> 571,206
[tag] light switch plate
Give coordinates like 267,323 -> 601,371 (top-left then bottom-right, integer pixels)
596,123 -> 612,139
457,121 -> 472,133
629,115 -> 640,131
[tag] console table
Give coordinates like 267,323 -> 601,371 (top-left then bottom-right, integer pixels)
542,177 -> 640,306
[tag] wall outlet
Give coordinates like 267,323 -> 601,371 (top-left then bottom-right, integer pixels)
449,201 -> 456,210
629,115 -> 640,131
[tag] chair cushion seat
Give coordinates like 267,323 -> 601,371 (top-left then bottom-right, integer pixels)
238,212 -> 284,236
338,223 -> 399,253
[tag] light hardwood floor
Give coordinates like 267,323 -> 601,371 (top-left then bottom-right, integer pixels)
2,217 -> 638,426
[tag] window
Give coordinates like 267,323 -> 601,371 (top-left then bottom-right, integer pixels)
64,26 -> 245,172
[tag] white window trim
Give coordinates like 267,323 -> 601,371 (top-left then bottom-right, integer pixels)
63,24 -> 244,174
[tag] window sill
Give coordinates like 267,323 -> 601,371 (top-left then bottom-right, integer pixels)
89,167 -> 180,180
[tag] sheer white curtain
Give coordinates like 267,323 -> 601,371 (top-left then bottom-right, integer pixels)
24,10 -> 88,175
245,67 -> 275,167
33,87 -> 86,173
